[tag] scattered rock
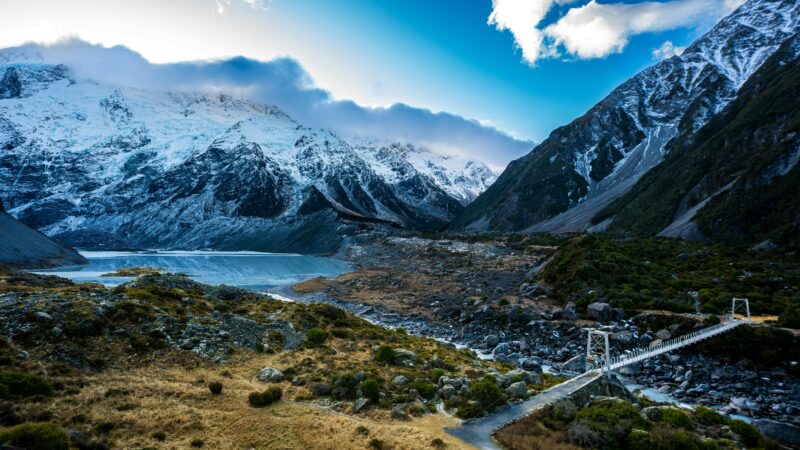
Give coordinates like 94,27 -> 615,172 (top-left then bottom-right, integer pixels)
392,375 -> 409,386
506,381 -> 527,398
393,348 -> 417,366
257,367 -> 284,382
354,398 -> 370,413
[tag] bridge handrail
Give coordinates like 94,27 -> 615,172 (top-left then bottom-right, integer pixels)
607,320 -> 743,370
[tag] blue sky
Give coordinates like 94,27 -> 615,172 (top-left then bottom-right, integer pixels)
0,0 -> 740,166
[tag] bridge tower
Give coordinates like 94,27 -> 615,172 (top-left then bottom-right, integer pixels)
731,297 -> 751,321
584,329 -> 611,372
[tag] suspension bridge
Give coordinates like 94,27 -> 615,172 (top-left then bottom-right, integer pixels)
447,298 -> 753,450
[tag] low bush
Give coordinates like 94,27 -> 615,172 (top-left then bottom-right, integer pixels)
151,431 -> 166,441
409,379 -> 437,400
658,408 -> 694,430
267,385 -> 283,401
728,419 -> 761,447
190,438 -> 204,447
0,372 -> 53,399
306,328 -> 328,346
470,376 -> 506,412
569,400 -> 648,449
694,406 -> 724,426
248,391 -> 274,407
208,381 -> 223,395
375,345 -> 396,365
0,422 -> 70,450
455,401 -> 484,419
360,379 -> 380,403
368,438 -> 384,449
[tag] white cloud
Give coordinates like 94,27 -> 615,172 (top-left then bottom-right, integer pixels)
487,0 -> 554,65
3,40 -> 531,167
215,0 -> 271,15
545,0 -> 721,59
489,0 -> 737,64
652,40 -> 686,59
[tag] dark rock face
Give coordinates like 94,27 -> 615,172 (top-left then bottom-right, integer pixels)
0,67 -> 22,99
596,33 -> 800,248
451,0 -> 799,233
0,196 -> 87,268
754,419 -> 800,447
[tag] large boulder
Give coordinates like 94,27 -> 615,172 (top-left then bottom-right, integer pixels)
506,381 -> 528,398
492,342 -> 512,356
354,398 -> 370,413
754,419 -> 800,447
257,367 -> 284,382
587,302 -> 621,322
484,334 -> 500,347
394,348 -> 417,366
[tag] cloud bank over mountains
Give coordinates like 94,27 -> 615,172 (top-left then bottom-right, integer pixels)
489,0 -> 744,65
2,40 -> 532,168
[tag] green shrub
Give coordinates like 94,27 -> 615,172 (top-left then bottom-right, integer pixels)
430,369 -> 445,383
312,303 -> 347,322
190,438 -> 204,447
306,328 -> 328,346
356,425 -> 369,436
375,346 -> 396,365
431,437 -> 446,449
368,438 -> 384,449
728,419 -> 761,447
704,315 -> 721,326
409,379 -> 437,400
779,302 -> 800,329
248,390 -> 275,407
267,385 -> 283,401
659,408 -> 694,430
455,402 -> 484,419
627,429 -> 657,450
569,400 -> 648,449
360,379 -> 381,403
0,372 -> 53,398
208,381 -> 223,395
470,376 -> 505,412
95,421 -> 116,433
151,431 -> 167,441
694,406 -> 724,426
0,422 -> 70,450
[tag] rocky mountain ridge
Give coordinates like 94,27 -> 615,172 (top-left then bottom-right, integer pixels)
451,0 -> 800,234
0,58 -> 495,253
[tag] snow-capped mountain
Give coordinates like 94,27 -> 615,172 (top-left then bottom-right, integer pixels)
354,141 -> 498,205
0,58 -> 493,252
452,0 -> 800,232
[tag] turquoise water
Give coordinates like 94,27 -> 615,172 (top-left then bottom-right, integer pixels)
34,250 -> 351,291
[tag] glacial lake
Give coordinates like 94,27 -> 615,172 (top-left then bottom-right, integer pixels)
33,251 -> 351,291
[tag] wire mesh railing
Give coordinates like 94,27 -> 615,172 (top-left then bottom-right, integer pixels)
606,320 -> 744,371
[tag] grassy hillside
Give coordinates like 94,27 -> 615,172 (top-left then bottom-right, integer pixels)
540,235 -> 800,323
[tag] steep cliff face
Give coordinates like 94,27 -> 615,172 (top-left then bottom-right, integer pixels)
594,33 -> 800,248
0,196 -> 87,268
451,0 -> 800,232
0,58 -> 493,253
